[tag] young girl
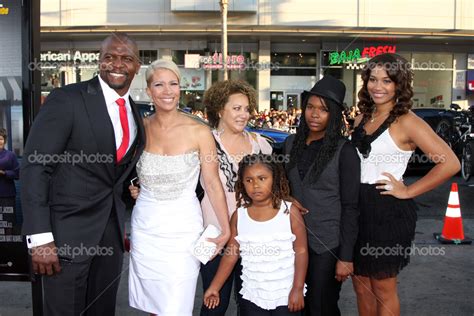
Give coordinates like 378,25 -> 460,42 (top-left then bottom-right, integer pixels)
203,154 -> 308,315
200,79 -> 272,316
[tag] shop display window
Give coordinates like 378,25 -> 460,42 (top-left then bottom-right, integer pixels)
271,53 -> 317,76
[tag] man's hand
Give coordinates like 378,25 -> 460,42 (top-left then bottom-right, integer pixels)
31,241 -> 62,276
335,260 -> 353,282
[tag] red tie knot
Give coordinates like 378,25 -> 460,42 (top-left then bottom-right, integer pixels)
116,98 -> 126,107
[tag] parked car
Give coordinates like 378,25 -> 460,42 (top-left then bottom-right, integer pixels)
407,107 -> 455,169
410,105 -> 473,175
135,101 -> 290,153
412,107 -> 457,145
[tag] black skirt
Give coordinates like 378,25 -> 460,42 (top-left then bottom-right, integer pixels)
353,184 -> 418,279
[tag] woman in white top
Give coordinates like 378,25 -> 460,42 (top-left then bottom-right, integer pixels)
204,154 -> 308,316
128,60 -> 230,316
129,79 -> 273,315
351,53 -> 460,316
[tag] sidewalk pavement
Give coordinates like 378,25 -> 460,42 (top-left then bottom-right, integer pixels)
1,219 -> 473,316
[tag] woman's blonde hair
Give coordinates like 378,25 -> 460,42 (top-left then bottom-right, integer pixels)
146,59 -> 181,85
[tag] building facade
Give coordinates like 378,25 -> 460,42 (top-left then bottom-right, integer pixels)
39,0 -> 474,111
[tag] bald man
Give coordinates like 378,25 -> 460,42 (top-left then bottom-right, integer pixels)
21,33 -> 145,315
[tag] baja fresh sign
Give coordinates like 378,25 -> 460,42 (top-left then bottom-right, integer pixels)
329,45 -> 397,65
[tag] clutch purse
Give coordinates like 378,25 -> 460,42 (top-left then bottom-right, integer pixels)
191,224 -> 221,265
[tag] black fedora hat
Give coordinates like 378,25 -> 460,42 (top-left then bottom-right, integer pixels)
302,75 -> 346,109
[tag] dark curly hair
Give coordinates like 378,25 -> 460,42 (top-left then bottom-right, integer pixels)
287,95 -> 345,185
235,154 -> 291,209
0,128 -> 7,139
204,80 -> 257,128
358,53 -> 414,125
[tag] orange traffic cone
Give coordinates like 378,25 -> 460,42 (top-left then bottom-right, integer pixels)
434,183 -> 472,245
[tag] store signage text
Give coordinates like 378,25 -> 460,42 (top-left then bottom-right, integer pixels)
200,53 -> 245,70
467,70 -> 474,95
468,54 -> 474,70
329,45 -> 397,65
0,4 -> 9,15
40,51 -> 100,63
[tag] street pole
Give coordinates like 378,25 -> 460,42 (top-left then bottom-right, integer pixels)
220,0 -> 228,81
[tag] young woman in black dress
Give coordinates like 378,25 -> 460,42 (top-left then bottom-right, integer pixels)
351,53 -> 460,316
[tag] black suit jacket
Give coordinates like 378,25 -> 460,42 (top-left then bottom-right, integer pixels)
21,76 -> 145,261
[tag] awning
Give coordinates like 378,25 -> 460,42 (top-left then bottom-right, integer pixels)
0,76 -> 22,102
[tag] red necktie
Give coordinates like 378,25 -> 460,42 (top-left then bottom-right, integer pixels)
116,98 -> 130,163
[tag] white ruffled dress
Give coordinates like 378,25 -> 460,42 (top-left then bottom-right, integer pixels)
235,201 -> 307,310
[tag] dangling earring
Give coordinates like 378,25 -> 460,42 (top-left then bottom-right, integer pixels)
149,102 -> 154,111
216,112 -> 224,135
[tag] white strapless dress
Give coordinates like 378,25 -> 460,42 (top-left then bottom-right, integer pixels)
129,150 -> 203,315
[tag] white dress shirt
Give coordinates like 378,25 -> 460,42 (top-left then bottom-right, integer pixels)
26,76 -> 137,248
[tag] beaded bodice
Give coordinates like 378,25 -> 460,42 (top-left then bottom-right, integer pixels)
136,150 -> 200,200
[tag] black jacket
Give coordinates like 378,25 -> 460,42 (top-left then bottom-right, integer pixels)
21,76 -> 145,261
284,134 -> 360,261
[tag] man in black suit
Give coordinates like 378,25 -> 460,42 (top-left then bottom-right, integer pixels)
21,33 -> 145,315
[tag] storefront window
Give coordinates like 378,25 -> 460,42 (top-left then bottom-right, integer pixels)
140,50 -> 158,65
411,53 -> 453,108
173,50 -> 206,66
40,50 -> 100,98
0,2 -> 23,156
271,53 -> 317,76
321,49 -> 454,110
210,52 -> 258,88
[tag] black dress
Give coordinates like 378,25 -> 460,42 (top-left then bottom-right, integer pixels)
351,120 -> 418,279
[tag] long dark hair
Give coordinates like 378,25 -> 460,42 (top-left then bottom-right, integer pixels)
287,95 -> 345,184
358,53 -> 414,125
235,154 -> 291,209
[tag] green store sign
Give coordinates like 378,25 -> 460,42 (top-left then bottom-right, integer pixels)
329,45 -> 397,65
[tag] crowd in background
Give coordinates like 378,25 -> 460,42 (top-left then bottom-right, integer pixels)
191,104 -> 362,135
190,107 -> 301,132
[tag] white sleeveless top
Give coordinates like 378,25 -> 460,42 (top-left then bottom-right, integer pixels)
357,128 -> 413,184
235,201 -> 306,310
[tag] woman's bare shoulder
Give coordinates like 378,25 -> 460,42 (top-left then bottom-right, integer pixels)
178,114 -> 212,139
179,113 -> 208,128
398,110 -> 425,128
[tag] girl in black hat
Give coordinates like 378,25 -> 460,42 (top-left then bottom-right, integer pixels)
351,53 -> 459,316
284,76 -> 361,316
